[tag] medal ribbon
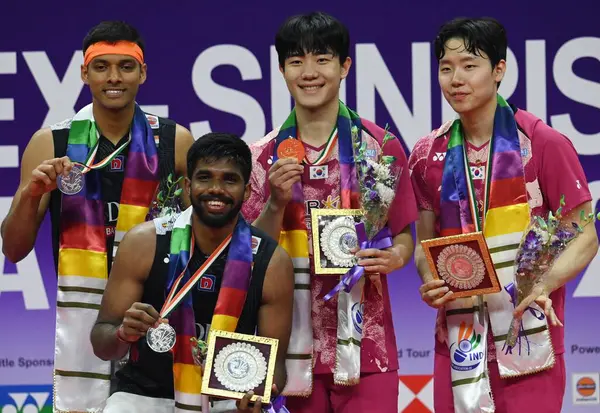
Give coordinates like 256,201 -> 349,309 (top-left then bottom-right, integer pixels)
73,129 -> 132,174
159,234 -> 233,319
457,125 -> 494,325
299,127 -> 338,166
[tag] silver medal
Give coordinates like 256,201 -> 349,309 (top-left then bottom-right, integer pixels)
214,342 -> 267,392
146,323 -> 176,353
57,164 -> 85,195
320,216 -> 359,267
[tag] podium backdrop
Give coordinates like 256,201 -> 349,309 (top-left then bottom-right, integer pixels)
1,1 -> 599,411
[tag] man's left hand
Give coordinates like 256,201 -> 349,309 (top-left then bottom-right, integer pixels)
355,245 -> 406,275
513,283 -> 563,327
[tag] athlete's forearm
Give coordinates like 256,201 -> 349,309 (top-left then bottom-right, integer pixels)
252,198 -> 285,242
1,187 -> 45,263
90,322 -> 131,361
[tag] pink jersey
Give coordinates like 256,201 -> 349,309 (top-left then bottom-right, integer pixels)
408,107 -> 592,358
243,119 -> 418,374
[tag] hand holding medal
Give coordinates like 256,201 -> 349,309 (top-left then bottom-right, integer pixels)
26,156 -> 75,198
57,133 -> 131,195
268,137 -> 305,209
118,302 -> 162,343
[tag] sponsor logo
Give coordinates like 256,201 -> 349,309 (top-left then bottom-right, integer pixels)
198,274 -> 216,292
251,236 -> 261,254
450,322 -> 483,372
0,386 -> 52,412
351,302 -> 364,334
433,152 -> 446,161
146,114 -> 159,129
573,373 -> 599,405
109,155 -> 124,172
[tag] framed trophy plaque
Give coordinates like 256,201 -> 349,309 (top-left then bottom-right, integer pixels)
201,330 -> 278,403
420,232 -> 501,298
311,208 -> 363,275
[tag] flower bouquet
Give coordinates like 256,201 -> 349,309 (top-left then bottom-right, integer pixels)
323,126 -> 401,299
352,125 -> 400,239
505,195 -> 599,347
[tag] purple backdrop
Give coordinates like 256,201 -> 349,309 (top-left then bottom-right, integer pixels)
1,1 -> 599,411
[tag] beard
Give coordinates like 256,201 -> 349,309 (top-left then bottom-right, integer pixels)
191,193 -> 243,228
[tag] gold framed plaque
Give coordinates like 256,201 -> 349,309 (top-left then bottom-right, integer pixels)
420,232 -> 501,298
311,208 -> 363,275
201,330 -> 278,403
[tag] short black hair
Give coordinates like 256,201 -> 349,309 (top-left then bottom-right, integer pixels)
275,11 -> 350,67
82,21 -> 145,55
187,133 -> 252,184
434,17 -> 507,69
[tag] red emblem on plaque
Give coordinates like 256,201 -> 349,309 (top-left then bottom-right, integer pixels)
436,244 -> 485,289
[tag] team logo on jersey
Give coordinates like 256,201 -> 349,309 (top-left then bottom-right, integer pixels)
198,275 -> 216,292
109,155 -> 125,172
146,114 -> 160,129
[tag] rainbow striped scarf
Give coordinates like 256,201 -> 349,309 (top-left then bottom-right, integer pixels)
166,207 -> 253,412
273,101 -> 363,393
440,95 -> 554,412
53,103 -> 159,412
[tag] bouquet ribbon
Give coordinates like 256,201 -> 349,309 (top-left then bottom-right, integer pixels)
263,395 -> 289,413
324,223 -> 393,301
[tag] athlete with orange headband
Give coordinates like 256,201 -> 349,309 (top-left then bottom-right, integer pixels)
1,20 -> 194,412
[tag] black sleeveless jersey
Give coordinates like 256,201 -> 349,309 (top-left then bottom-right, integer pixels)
115,221 -> 278,399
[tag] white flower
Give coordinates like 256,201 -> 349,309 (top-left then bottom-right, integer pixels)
375,182 -> 395,207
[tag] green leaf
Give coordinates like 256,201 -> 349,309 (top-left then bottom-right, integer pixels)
559,194 -> 566,207
157,192 -> 165,202
383,131 -> 395,144
381,155 -> 396,165
580,210 -> 586,222
597,211 -> 600,221
167,173 -> 173,184
555,207 -> 563,219
535,216 -> 548,230
174,188 -> 183,196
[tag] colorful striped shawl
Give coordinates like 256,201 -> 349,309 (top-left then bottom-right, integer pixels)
166,207 -> 253,411
440,94 -> 529,237
53,103 -> 159,412
439,95 -> 553,411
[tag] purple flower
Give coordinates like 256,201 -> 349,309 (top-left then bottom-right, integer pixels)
364,175 -> 376,189
556,228 -> 575,242
368,190 -> 380,202
522,229 -> 542,252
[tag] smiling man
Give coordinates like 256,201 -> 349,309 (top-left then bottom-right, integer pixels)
91,133 -> 293,413
0,20 -> 194,412
242,11 -> 418,413
409,17 -> 598,413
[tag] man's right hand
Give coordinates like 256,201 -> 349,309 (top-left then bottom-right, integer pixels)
419,279 -> 456,309
268,158 -> 303,209
120,302 -> 161,341
25,156 -> 73,198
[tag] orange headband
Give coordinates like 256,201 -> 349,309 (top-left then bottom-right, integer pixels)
84,41 -> 144,66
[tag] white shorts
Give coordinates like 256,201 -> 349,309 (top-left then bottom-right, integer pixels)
103,392 -> 238,413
